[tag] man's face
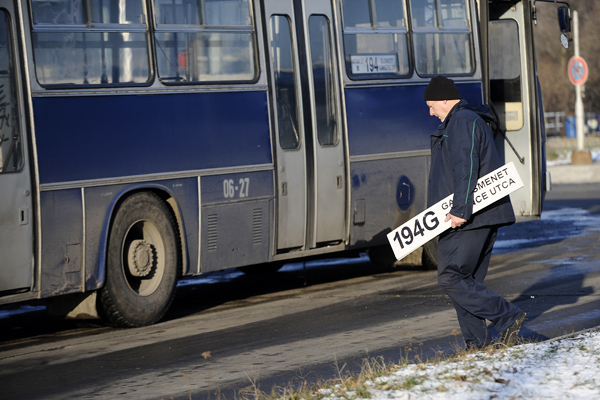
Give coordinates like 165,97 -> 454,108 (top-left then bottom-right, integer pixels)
426,100 -> 447,122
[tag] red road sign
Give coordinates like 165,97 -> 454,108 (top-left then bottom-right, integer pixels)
568,56 -> 588,86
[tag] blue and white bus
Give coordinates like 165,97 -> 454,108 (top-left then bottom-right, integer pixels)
0,0 -> 568,326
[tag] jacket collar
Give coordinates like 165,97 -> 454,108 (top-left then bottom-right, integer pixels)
438,99 -> 468,129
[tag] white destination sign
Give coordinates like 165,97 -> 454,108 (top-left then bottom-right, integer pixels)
387,162 -> 524,261
351,54 -> 398,74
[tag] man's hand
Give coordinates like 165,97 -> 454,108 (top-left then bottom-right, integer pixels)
445,213 -> 467,229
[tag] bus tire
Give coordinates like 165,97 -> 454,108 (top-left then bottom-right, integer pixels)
99,192 -> 180,327
367,245 -> 396,267
421,238 -> 438,271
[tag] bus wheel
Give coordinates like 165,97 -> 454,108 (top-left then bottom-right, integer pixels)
99,192 -> 180,327
367,245 -> 397,267
421,238 -> 438,271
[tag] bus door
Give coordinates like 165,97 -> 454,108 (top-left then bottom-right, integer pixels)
486,0 -> 544,220
0,1 -> 34,293
263,0 -> 346,251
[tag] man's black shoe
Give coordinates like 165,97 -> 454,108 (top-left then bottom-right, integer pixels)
501,312 -> 526,346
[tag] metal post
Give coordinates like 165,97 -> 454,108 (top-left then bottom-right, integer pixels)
574,11 -> 585,152
570,10 -> 592,164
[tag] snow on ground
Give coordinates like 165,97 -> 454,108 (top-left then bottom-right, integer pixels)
318,328 -> 600,400
493,207 -> 600,253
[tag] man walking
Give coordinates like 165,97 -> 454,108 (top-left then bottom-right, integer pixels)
424,75 -> 526,349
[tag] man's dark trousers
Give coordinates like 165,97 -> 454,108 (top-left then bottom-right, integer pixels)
437,226 -> 523,347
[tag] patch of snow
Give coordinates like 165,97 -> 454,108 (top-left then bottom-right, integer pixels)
494,207 -> 600,253
321,329 -> 600,400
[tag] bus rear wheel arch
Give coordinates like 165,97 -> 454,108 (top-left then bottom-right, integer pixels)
99,191 -> 180,327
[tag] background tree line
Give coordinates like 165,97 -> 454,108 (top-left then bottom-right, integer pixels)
533,0 -> 599,117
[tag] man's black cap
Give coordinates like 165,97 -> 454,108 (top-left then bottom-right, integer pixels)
423,75 -> 461,101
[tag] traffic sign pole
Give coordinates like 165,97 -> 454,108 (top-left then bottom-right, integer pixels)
570,11 -> 592,164
574,11 -> 584,152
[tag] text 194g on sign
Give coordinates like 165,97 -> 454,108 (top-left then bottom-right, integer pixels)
387,162 -> 524,261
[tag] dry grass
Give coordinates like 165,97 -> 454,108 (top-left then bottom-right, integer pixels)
546,135 -> 600,160
217,335 -> 538,400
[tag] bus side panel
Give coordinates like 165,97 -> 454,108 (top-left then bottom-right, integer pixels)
345,83 -> 483,246
199,171 -> 274,273
83,178 -> 200,291
40,189 -> 84,297
349,157 -> 429,247
32,91 -> 272,185
345,83 -> 483,157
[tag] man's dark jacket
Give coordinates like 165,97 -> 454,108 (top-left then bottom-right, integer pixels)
427,100 -> 516,230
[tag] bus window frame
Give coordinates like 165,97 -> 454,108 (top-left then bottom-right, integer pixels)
488,18 -> 524,132
28,0 -> 155,89
340,0 -> 413,81
26,0 -> 263,89
151,0 -> 260,86
339,0 -> 477,82
268,14 -> 302,151
0,7 -> 24,174
308,14 -> 340,147
409,0 -> 476,78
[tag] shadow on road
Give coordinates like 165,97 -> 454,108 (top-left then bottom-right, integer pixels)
166,255 -> 425,321
514,259 -> 595,342
0,256 -> 425,347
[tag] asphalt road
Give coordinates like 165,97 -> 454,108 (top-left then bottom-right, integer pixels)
1,183 -> 599,400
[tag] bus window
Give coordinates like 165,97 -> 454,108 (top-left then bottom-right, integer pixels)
31,0 -> 151,86
0,10 -> 22,173
341,0 -> 410,79
204,0 -> 251,26
153,0 -> 256,84
410,0 -> 473,76
153,0 -> 251,26
153,0 -> 201,25
269,15 -> 300,150
309,15 -> 337,146
489,19 -> 523,131
32,0 -> 144,24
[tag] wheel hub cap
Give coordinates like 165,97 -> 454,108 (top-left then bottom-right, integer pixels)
128,239 -> 155,277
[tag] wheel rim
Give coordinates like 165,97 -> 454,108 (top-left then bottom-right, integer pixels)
121,219 -> 166,296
